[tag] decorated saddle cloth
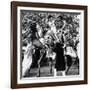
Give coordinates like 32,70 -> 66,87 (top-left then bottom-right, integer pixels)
65,46 -> 76,58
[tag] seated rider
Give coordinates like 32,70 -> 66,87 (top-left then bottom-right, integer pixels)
30,21 -> 44,49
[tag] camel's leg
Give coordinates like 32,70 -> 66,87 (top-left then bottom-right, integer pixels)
65,66 -> 70,75
76,58 -> 79,74
76,57 -> 79,74
49,58 -> 53,75
65,55 -> 73,75
50,63 -> 53,74
37,61 -> 41,77
65,63 -> 73,75
37,54 -> 43,77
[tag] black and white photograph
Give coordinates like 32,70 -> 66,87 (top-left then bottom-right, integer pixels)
20,8 -> 81,79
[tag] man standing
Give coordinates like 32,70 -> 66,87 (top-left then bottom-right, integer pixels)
53,42 -> 66,76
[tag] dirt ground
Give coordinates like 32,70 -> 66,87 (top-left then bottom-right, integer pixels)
25,63 -> 79,78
